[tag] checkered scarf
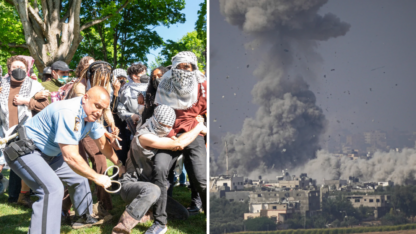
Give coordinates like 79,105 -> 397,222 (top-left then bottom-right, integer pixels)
155,51 -> 206,110
0,76 -> 44,132
112,68 -> 128,80
138,105 -> 176,138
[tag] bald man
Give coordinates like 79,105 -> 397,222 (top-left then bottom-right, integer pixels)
4,86 -> 125,233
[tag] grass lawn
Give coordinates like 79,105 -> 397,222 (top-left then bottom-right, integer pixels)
0,162 -> 206,234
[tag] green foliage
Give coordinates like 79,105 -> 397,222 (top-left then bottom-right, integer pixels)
210,196 -> 249,234
195,0 -> 206,47
159,31 -> 206,70
149,54 -> 165,71
71,0 -> 186,69
322,195 -> 360,222
244,217 -> 277,232
390,185 -> 416,217
0,0 -> 29,75
380,212 -> 408,225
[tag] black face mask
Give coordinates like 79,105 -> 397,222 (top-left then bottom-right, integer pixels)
140,74 -> 150,83
119,79 -> 125,85
152,78 -> 161,89
11,68 -> 26,81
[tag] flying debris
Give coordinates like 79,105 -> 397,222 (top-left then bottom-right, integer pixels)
331,69 -> 335,71
371,65 -> 385,71
324,75 -> 326,78
284,49 -> 289,52
370,88 -> 372,91
222,96 -> 224,98
247,64 -> 249,68
226,76 -> 229,79
214,119 -> 217,122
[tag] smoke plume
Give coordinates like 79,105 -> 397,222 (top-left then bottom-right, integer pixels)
213,0 -> 350,175
293,149 -> 416,185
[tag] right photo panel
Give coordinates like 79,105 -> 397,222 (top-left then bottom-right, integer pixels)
209,0 -> 416,233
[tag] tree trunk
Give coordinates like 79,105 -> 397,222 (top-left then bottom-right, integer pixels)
97,23 -> 108,61
9,0 -> 131,72
113,27 -> 118,68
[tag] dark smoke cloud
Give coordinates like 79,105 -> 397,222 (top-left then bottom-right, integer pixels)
212,0 -> 350,175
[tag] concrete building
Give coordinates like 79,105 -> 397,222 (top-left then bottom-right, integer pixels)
244,190 -> 320,219
244,204 -> 294,223
346,194 -> 390,218
262,172 -> 317,190
211,174 -> 244,191
225,191 -> 251,202
324,180 -> 348,190
378,181 -> 394,187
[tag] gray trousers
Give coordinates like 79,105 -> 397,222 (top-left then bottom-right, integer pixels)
120,179 -> 161,220
5,150 -> 93,234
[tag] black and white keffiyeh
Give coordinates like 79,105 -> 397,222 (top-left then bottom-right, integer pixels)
138,105 -> 176,138
0,76 -> 44,134
112,68 -> 128,79
155,51 -> 206,110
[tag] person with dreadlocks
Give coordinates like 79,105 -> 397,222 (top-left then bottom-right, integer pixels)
152,51 -> 207,231
112,105 -> 206,234
64,61 -> 121,222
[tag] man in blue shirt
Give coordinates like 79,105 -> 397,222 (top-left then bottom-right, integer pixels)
4,86 -> 125,234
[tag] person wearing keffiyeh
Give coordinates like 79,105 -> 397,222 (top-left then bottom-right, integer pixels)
112,105 -> 206,234
152,51 -> 208,231
0,55 -> 49,208
117,63 -> 148,130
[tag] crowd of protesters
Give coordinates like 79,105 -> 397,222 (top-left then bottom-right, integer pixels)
0,51 -> 207,234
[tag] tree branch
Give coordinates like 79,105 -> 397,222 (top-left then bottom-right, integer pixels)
80,0 -> 131,31
0,42 -> 29,49
28,5 -> 46,36
4,0 -> 14,5
59,0 -> 73,23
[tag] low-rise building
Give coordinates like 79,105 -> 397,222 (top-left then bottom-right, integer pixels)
225,191 -> 251,202
211,174 -> 244,191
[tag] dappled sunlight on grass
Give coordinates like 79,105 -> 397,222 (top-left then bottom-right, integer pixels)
0,164 -> 206,234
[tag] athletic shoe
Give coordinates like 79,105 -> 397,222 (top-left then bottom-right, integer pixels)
144,222 -> 167,234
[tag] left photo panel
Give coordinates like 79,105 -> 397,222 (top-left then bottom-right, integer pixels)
0,0 -> 207,233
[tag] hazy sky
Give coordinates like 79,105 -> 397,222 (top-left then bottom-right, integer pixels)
210,0 -> 416,159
